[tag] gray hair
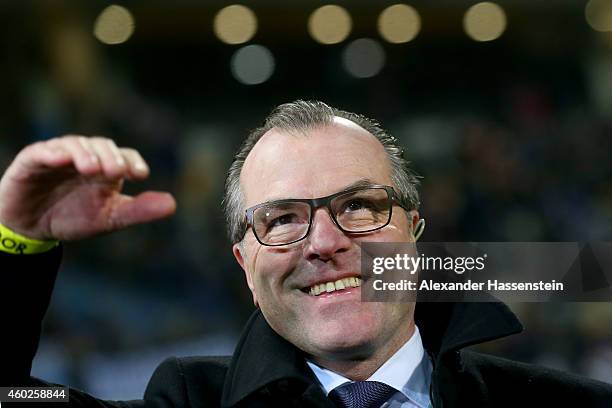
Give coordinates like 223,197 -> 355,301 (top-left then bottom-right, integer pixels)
222,100 -> 421,244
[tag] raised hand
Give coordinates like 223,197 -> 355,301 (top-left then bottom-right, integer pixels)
0,136 -> 176,241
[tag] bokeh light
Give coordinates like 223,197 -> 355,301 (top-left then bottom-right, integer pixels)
342,38 -> 386,78
378,4 -> 421,44
231,45 -> 275,85
93,5 -> 135,45
308,5 -> 352,45
463,2 -> 507,42
585,0 -> 612,32
214,5 -> 258,44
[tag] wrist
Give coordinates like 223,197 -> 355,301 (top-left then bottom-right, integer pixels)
0,222 -> 59,255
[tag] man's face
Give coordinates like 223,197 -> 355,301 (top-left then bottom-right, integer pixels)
234,118 -> 418,363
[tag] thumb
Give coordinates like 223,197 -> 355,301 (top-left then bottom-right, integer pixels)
111,191 -> 177,230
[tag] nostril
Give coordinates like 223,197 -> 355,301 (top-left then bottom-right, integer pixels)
306,251 -> 329,262
306,246 -> 348,263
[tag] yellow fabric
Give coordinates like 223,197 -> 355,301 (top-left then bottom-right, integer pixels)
0,222 -> 59,255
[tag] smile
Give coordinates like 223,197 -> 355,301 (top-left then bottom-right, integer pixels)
306,277 -> 362,296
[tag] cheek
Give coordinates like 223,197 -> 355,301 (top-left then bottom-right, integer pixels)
387,211 -> 413,240
358,214 -> 412,244
251,248 -> 300,294
250,250 -> 306,339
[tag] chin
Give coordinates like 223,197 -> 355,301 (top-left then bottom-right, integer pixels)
300,319 -> 381,360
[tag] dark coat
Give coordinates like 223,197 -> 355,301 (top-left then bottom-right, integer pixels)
2,247 -> 612,407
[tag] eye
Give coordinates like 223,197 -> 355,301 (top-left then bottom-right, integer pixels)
269,214 -> 296,227
343,199 -> 370,212
266,212 -> 306,231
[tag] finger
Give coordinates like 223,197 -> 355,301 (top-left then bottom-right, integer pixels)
16,141 -> 70,170
89,137 -> 128,179
109,191 -> 176,230
55,136 -> 101,175
12,139 -> 80,176
119,148 -> 150,180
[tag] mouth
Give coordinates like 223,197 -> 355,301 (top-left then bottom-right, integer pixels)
303,277 -> 362,296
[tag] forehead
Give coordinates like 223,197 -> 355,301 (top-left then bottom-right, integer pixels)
240,117 -> 393,206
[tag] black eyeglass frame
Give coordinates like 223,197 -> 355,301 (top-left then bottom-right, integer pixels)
242,184 -> 410,247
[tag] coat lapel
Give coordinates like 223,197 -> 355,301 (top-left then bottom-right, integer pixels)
221,311 -> 321,407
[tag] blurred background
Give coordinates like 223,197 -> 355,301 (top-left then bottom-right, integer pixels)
1,0 -> 612,400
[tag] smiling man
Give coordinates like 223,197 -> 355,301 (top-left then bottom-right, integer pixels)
233,113 -> 419,381
1,100 -> 611,407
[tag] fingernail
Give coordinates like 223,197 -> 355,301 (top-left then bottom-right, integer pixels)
135,161 -> 148,172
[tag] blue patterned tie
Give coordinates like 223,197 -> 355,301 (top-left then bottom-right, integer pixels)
329,381 -> 397,408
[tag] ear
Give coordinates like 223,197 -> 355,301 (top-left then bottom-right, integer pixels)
408,210 -> 420,240
409,210 -> 420,226
233,243 -> 259,307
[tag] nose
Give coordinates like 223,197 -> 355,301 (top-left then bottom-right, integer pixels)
303,207 -> 351,262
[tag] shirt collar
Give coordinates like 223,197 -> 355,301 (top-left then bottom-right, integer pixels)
306,325 -> 431,407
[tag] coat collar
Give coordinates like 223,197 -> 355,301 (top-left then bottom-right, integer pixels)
415,301 -> 523,358
221,301 -> 523,407
221,310 -> 318,407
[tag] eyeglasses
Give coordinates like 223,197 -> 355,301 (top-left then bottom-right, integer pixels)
243,184 -> 409,246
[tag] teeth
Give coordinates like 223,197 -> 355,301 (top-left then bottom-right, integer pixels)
307,277 -> 361,296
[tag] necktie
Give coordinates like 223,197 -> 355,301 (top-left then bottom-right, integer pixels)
329,381 -> 397,408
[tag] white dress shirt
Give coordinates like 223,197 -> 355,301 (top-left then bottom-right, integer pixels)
306,325 -> 432,408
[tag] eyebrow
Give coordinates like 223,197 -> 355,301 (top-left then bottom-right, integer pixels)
262,178 -> 381,203
337,178 -> 380,193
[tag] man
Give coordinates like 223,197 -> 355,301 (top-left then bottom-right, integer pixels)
1,100 -> 611,407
